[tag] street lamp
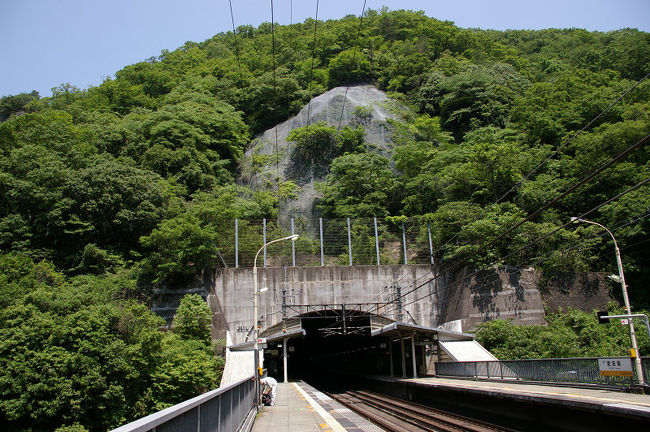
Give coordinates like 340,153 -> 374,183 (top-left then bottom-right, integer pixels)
252,234 -> 299,403
571,217 -> 645,385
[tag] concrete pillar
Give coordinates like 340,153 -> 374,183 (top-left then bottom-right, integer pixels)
388,337 -> 394,377
400,335 -> 407,378
283,337 -> 288,383
421,342 -> 427,375
411,332 -> 417,379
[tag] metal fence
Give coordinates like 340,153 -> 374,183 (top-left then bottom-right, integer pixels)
213,216 -> 437,268
435,357 -> 650,388
110,376 -> 256,432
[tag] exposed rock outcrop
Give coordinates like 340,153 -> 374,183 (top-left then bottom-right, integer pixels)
238,85 -> 404,221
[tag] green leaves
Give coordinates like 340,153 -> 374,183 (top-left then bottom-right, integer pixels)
476,307 -> 650,359
173,294 -> 213,344
0,254 -> 222,431
317,152 -> 399,218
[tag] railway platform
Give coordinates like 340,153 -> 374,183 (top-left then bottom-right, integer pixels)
383,376 -> 650,416
363,375 -> 650,430
251,381 -> 384,432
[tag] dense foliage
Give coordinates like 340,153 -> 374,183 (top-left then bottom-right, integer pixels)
476,307 -> 650,358
1,7 -> 649,430
0,255 -> 221,431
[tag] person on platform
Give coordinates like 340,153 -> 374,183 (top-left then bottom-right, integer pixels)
260,376 -> 278,406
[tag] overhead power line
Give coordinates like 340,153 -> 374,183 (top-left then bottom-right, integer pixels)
307,0 -> 320,125
382,201 -> 650,319
270,0 -> 280,181
376,133 -> 650,317
228,0 -> 244,86
337,0 -> 368,131
431,71 -> 650,259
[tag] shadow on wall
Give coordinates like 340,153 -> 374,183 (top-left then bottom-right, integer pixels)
541,271 -> 611,313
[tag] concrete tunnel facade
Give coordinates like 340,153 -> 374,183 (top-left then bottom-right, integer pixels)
208,264 -> 511,383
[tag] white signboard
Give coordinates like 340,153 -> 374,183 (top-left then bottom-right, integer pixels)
598,358 -> 633,377
257,338 -> 266,344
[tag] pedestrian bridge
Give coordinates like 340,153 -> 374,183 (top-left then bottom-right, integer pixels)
111,371 -> 650,432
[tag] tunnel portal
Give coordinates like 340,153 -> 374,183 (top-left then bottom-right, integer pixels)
260,308 -> 423,385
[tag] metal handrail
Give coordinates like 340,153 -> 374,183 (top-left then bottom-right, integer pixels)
111,375 -> 255,432
435,357 -> 650,388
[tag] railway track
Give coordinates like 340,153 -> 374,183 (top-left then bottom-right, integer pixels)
327,389 -> 511,432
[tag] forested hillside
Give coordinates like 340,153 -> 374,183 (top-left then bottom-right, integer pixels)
1,8 -> 649,431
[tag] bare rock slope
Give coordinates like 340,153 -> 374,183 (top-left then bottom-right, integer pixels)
238,85 -> 403,220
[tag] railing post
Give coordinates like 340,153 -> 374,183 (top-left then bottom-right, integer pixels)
427,222 -> 434,265
347,218 -> 353,266
197,404 -> 201,432
319,218 -> 324,267
401,221 -> 408,265
291,218 -> 296,267
217,394 -> 221,432
374,217 -> 380,266
235,219 -> 239,268
263,218 -> 267,267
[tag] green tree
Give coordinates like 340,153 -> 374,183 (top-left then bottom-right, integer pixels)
317,152 -> 399,217
173,294 -> 213,343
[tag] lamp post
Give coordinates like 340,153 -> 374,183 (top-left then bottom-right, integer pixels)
571,217 -> 645,385
253,234 -> 298,404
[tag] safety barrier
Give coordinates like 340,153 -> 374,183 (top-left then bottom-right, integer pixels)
436,357 -> 650,387
209,216 -> 437,267
110,376 -> 256,432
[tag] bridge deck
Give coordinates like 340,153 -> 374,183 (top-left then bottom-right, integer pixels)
252,381 -> 383,432
380,376 -> 650,419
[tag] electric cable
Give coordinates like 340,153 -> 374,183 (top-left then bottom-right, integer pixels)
307,0 -> 320,125
430,72 -> 650,261
379,181 -> 650,318
397,208 -> 650,317
228,0 -> 244,87
337,0 -> 368,131
270,0 -> 280,181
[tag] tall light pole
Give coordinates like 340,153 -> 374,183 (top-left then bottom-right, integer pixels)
571,217 -> 644,385
252,234 -> 298,403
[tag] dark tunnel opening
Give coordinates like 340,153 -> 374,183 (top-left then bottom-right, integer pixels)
261,311 -> 419,390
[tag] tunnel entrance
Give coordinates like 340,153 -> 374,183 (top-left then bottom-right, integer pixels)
255,310 -> 467,386
262,309 -> 393,385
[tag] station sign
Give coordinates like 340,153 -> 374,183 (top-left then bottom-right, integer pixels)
598,358 -> 633,377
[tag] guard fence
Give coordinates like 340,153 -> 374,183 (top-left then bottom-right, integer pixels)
212,216 -> 438,268
435,357 -> 650,388
110,376 -> 255,432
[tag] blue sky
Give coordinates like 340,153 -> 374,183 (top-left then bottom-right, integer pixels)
1,0 -> 648,97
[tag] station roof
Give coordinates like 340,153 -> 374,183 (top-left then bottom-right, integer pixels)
370,321 -> 474,341
227,328 -> 306,351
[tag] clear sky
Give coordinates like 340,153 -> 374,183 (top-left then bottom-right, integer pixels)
1,0 -> 648,98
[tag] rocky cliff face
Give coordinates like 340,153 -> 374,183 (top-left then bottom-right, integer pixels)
238,85 -> 403,221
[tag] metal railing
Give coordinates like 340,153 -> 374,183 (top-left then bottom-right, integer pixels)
110,376 -> 256,432
436,357 -> 650,388
209,216 -> 438,268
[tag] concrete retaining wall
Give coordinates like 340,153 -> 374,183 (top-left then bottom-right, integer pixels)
150,265 -> 610,343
